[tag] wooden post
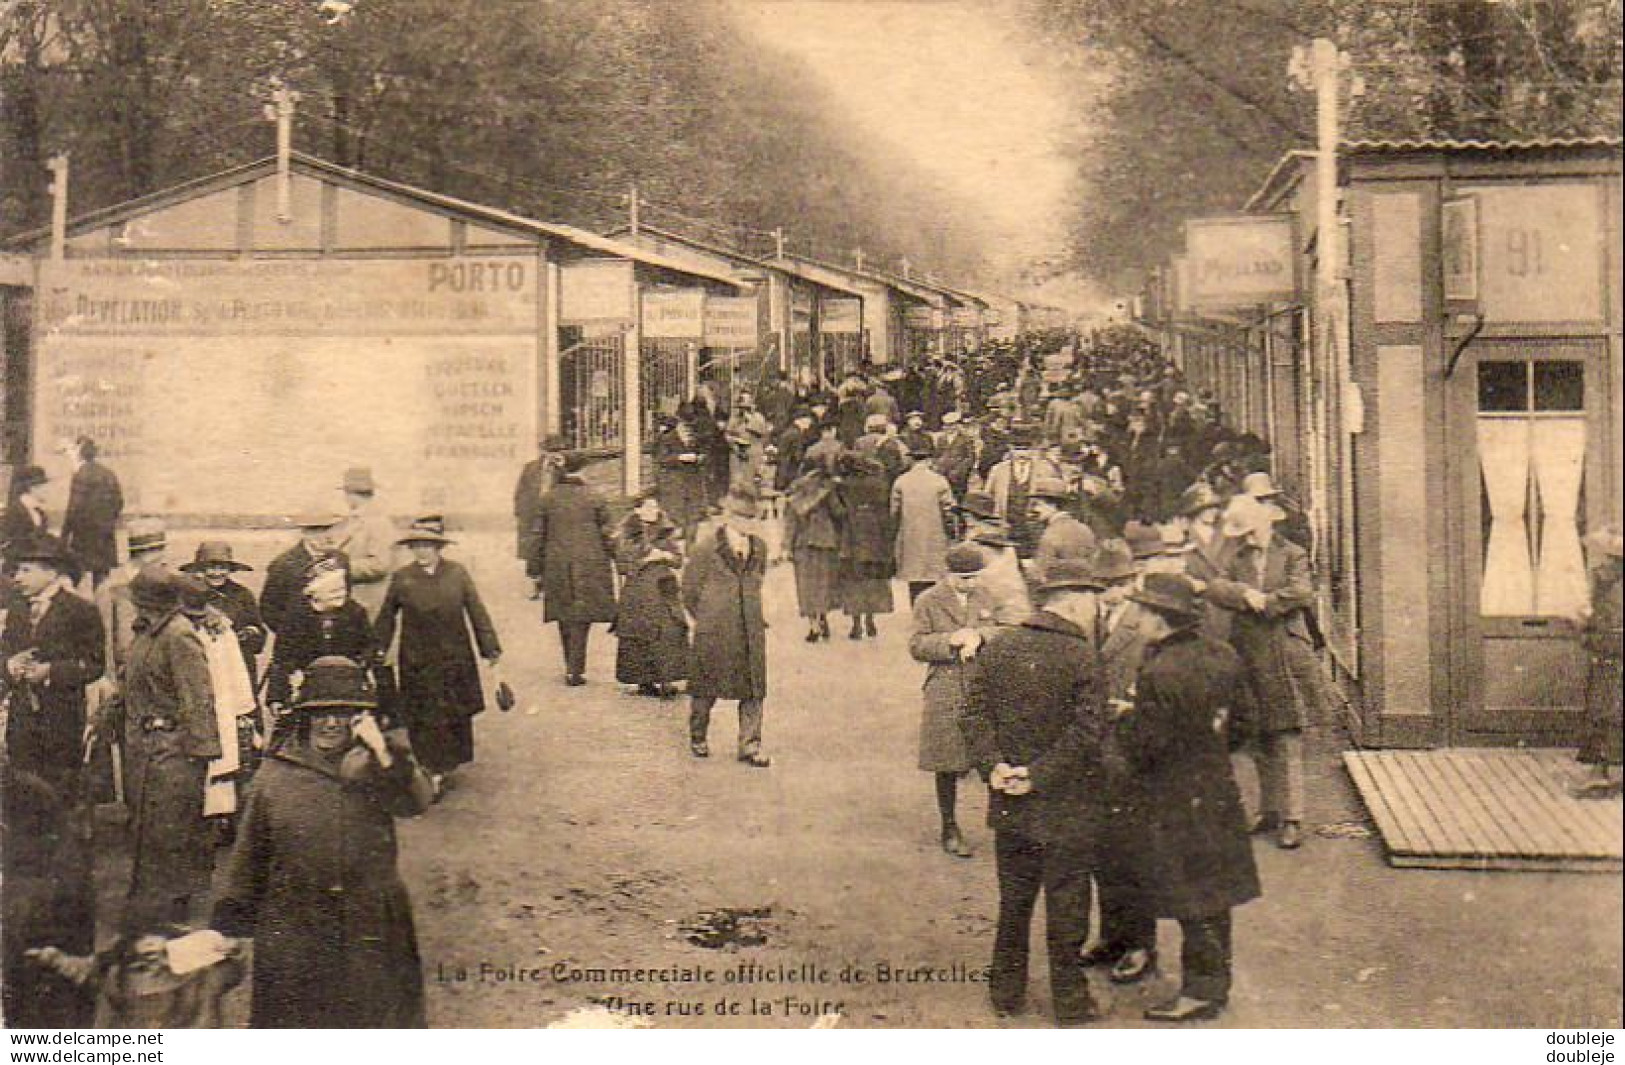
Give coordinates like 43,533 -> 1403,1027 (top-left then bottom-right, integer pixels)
270,85 -> 296,223
628,182 -> 641,236
543,260 -> 562,436
46,154 -> 68,261
623,270 -> 642,497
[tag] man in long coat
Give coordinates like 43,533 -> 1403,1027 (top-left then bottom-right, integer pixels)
533,454 -> 617,686
1115,573 -> 1260,1022
1202,495 -> 1324,850
60,437 -> 124,589
960,560 -> 1109,1026
890,446 -> 956,604
655,415 -> 712,544
683,491 -> 770,767
513,436 -> 565,596
934,410 -> 977,497
2,534 -> 105,1027
335,467 -> 398,619
259,512 -> 348,637
122,564 -> 220,929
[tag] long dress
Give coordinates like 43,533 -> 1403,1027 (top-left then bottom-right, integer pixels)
836,462 -> 896,616
374,561 -> 500,776
785,471 -> 843,618
213,738 -> 430,1028
612,516 -> 690,687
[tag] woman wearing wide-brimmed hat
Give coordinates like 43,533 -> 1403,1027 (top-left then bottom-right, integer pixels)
374,517 -> 501,795
612,493 -> 689,698
213,656 -> 432,1028
180,541 -> 264,684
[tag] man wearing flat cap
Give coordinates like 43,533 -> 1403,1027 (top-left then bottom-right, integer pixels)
960,559 -> 1110,1026
259,509 -> 349,638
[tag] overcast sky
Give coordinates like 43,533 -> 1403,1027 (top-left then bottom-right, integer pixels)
728,0 -> 1100,308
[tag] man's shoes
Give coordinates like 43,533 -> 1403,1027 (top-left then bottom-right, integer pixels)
941,827 -> 973,858
1079,943 -> 1122,968
848,620 -> 863,640
806,629 -> 821,642
1249,812 -> 1281,835
817,617 -> 831,640
738,752 -> 772,768
565,674 -> 586,687
1108,948 -> 1158,984
1277,821 -> 1303,849
990,998 -> 1025,1019
1143,996 -> 1222,1023
864,615 -> 878,637
689,741 -> 709,759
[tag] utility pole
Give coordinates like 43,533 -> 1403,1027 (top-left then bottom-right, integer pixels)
266,83 -> 298,223
46,154 -> 68,261
628,181 -> 640,236
772,227 -> 785,260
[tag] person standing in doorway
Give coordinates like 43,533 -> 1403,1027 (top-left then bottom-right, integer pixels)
60,437 -> 124,590
683,490 -> 770,768
532,453 -> 617,686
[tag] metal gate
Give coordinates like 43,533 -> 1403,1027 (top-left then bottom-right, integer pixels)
560,330 -> 624,450
641,339 -> 692,434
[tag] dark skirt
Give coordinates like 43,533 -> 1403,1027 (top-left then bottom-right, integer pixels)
792,546 -> 840,617
1578,655 -> 1623,766
614,567 -> 690,686
839,566 -> 895,616
408,713 -> 474,776
125,731 -> 213,928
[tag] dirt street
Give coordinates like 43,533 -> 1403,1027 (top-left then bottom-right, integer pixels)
94,531 -> 1625,1028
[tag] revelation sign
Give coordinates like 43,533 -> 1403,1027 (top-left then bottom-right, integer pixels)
1183,214 -> 1296,309
34,257 -> 538,520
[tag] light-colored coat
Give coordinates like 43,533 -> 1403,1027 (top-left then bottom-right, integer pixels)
909,581 -> 999,772
336,506 -> 398,618
890,463 -> 956,583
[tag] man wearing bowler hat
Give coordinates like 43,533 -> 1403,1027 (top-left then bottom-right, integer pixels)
260,509 -> 348,638
683,489 -> 771,767
1114,572 -> 1259,1022
335,466 -> 397,620
960,559 -> 1109,1026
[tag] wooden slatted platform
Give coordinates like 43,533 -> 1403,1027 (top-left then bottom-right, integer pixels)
1343,749 -> 1623,872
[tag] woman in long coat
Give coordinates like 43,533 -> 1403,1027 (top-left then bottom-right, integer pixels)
908,545 -> 998,858
784,465 -> 844,641
1115,577 -> 1260,1021
1576,527 -> 1623,796
213,656 -> 433,1028
835,451 -> 896,639
612,495 -> 689,697
1202,495 -> 1325,850
655,412 -> 712,543
533,455 -> 618,685
374,518 -> 501,793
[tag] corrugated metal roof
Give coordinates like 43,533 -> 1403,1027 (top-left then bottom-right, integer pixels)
1342,136 -> 1622,153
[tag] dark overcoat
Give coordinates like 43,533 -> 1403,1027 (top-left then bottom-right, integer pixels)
375,561 -> 500,726
1203,534 -> 1326,735
0,587 -> 103,1027
682,530 -> 768,701
836,465 -> 896,577
960,610 -> 1108,845
532,477 -> 618,624
909,581 -> 999,773
1579,562 -> 1623,766
213,741 -> 429,1028
1114,629 -> 1261,918
61,460 -> 124,575
612,515 -> 689,686
654,428 -> 713,535
512,457 -> 555,564
266,600 -> 376,708
259,544 -> 349,636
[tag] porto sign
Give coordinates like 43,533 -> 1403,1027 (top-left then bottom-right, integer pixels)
1182,214 -> 1297,310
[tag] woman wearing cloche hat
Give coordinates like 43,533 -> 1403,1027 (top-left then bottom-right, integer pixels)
212,655 -> 433,1028
375,517 -> 502,798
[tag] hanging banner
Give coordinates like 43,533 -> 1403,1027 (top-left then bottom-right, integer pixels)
820,298 -> 862,334
641,288 -> 705,339
903,305 -> 944,331
1183,214 -> 1296,309
703,296 -> 759,347
560,259 -> 634,323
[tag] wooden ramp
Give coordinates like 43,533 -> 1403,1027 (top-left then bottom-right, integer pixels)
1343,749 -> 1623,873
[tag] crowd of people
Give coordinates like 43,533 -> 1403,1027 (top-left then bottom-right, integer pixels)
1,322 -> 1619,1030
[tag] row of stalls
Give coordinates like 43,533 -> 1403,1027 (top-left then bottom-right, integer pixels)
0,151 -> 1044,521
1140,136 -> 1623,751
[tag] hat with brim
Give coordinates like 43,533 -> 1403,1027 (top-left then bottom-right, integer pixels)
971,529 -> 1017,550
955,491 -> 998,521
946,543 -> 987,575
1029,478 -> 1072,504
1241,471 -> 1283,500
340,467 -> 377,494
180,540 -> 252,573
1220,495 -> 1280,539
126,518 -> 167,556
7,533 -> 72,568
864,413 -> 889,432
1130,572 -> 1202,624
130,563 -> 180,613
12,465 -> 48,491
292,655 -> 378,713
1036,559 -> 1105,595
940,411 -> 963,426
1177,483 -> 1223,518
1125,521 -> 1166,560
1091,541 -> 1138,585
292,510 -> 344,531
397,515 -> 453,546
